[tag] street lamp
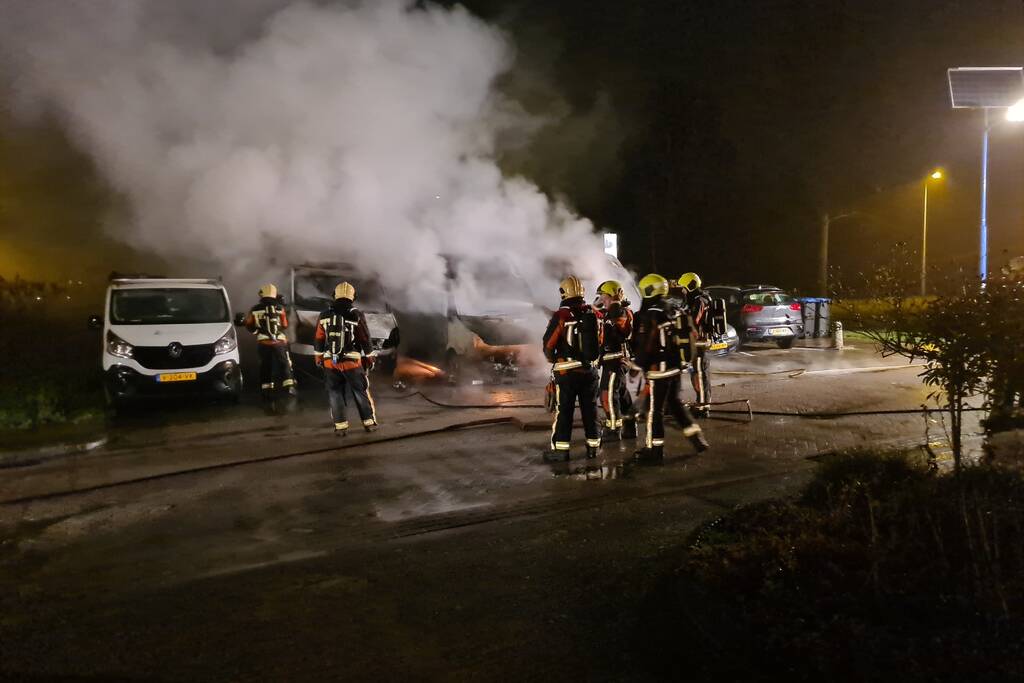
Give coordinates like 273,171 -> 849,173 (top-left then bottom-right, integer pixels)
947,67 -> 1024,282
1008,98 -> 1024,122
819,211 -> 860,295
920,169 -> 943,296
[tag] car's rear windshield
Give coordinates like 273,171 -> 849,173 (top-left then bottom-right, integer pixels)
110,288 -> 229,325
742,291 -> 795,306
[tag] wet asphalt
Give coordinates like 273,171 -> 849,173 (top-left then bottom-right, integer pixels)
0,341 -> 983,681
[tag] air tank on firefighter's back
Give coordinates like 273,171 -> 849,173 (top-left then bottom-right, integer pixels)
242,263 -> 402,376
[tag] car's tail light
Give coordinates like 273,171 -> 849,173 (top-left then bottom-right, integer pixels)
741,304 -> 763,313
790,303 -> 802,311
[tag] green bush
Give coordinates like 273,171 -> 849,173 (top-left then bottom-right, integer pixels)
646,452 -> 1024,681
831,296 -> 935,328
0,277 -> 104,429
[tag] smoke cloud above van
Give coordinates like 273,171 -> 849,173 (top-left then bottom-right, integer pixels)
0,0 -> 612,310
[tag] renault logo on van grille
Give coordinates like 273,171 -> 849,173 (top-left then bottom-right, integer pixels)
167,342 -> 183,359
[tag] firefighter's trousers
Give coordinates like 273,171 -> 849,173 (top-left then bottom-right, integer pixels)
689,352 -> 711,405
324,366 -> 377,430
550,369 -> 600,452
645,372 -> 701,449
600,362 -> 635,430
258,343 -> 296,393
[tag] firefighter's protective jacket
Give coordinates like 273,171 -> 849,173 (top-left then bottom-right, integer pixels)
542,297 -> 602,374
314,299 -> 373,371
632,297 -> 682,379
666,288 -> 714,361
599,302 -> 633,366
245,297 -> 289,346
686,288 -> 715,339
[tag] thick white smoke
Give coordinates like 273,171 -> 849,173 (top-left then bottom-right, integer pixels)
0,0 -> 611,312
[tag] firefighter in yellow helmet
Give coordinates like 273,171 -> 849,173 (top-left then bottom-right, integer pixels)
669,271 -> 716,416
313,282 -> 378,436
541,275 -> 603,462
244,283 -> 297,399
631,273 -> 708,462
593,279 -> 637,440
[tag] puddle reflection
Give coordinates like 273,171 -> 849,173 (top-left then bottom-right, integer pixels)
549,461 -> 631,480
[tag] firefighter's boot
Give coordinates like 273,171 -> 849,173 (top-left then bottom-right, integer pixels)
334,422 -> 349,437
621,418 -> 638,440
601,425 -> 620,442
586,445 -> 599,459
685,425 -> 710,453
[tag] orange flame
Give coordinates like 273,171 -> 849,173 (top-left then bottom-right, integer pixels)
393,356 -> 446,383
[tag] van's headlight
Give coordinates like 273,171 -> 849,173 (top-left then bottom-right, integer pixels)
106,331 -> 134,358
213,330 -> 237,355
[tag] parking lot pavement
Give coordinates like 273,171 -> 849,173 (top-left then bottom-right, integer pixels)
0,344 -> 984,680
0,343 -> 931,501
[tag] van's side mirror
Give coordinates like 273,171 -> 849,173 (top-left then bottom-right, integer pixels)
87,314 -> 102,330
233,312 -> 247,327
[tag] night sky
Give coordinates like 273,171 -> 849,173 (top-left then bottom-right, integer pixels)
467,0 -> 1024,290
2,0 -> 1023,293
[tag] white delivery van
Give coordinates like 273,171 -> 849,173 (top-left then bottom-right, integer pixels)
89,276 -> 243,407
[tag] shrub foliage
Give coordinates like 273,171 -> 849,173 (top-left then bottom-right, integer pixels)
663,452 -> 1024,680
0,277 -> 103,429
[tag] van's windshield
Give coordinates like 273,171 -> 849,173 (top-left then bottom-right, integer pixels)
110,288 -> 229,325
294,274 -> 387,312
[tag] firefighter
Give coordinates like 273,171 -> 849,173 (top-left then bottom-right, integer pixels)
541,275 -> 602,462
674,272 -> 715,416
594,279 -> 637,441
633,274 -> 709,462
314,282 -> 378,436
244,284 -> 297,399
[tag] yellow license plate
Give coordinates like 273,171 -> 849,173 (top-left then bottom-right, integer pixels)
157,372 -> 197,383
769,328 -> 792,336
709,342 -> 728,350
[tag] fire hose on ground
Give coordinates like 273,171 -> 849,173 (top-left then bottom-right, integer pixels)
303,358 -> 979,422
1,365 -> 987,507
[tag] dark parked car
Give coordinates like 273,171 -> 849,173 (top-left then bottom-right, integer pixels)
705,285 -> 805,349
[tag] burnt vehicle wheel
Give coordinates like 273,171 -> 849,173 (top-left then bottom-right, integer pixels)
376,352 -> 398,376
776,337 -> 795,349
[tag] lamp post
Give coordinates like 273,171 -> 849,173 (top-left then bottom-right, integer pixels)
975,105 -> 1024,283
947,67 -> 1024,283
920,169 -> 943,296
818,211 -> 859,295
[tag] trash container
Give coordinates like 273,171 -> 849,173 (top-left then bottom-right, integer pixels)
797,297 -> 831,338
